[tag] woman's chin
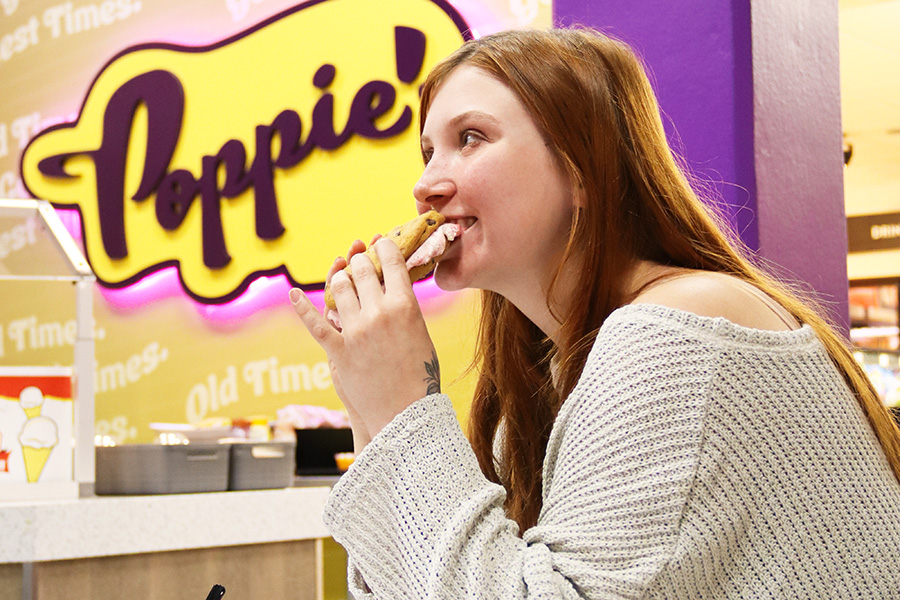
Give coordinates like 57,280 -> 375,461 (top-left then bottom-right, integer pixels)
433,264 -> 468,292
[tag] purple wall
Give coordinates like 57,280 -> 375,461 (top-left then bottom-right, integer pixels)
749,0 -> 847,330
554,0 -> 849,330
556,0 -> 757,250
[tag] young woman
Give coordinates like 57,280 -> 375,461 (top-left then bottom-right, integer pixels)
290,28 -> 900,599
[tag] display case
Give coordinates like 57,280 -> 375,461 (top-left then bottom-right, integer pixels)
0,199 -> 96,501
849,279 -> 900,408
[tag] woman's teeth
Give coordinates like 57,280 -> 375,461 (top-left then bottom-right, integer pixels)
452,217 -> 476,232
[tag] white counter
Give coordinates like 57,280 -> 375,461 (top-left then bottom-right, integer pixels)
0,487 -> 331,563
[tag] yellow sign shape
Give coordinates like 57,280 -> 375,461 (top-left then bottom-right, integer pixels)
22,0 -> 468,302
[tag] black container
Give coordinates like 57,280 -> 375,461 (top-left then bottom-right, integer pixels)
294,428 -> 353,475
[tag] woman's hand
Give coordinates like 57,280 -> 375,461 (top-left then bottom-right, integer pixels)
320,240 -> 370,450
290,238 -> 439,446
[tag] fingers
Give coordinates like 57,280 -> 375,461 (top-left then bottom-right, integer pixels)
347,239 -> 368,260
375,238 -> 416,301
327,238 -> 382,325
349,251 -> 383,302
324,238 -> 417,329
326,257 -> 347,286
289,288 -> 341,352
328,270 -> 361,324
325,249 -> 349,286
326,239 -> 367,284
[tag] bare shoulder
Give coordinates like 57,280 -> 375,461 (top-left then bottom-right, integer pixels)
630,270 -> 800,332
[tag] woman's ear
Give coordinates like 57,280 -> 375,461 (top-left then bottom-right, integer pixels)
567,167 -> 586,208
572,182 -> 586,209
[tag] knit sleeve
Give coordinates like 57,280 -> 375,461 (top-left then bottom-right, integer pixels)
322,311 -> 714,599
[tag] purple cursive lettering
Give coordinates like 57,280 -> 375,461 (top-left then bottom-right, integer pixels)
38,62 -> 414,268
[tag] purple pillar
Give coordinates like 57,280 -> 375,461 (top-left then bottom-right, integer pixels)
554,0 -> 849,331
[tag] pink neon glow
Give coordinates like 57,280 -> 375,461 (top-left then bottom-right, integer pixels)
55,208 -> 83,243
446,0 -> 503,37
58,207 -> 457,325
96,267 -> 315,322
97,265 -> 453,325
51,1 -> 503,324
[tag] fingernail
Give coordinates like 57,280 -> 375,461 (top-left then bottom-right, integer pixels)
289,288 -> 303,303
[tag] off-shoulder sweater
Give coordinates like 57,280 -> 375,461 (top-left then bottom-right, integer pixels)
323,304 -> 900,599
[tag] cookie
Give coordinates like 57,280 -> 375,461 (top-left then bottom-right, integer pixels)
323,210 -> 446,310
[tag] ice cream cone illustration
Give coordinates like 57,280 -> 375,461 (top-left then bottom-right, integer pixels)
19,386 -> 45,419
18,417 -> 58,483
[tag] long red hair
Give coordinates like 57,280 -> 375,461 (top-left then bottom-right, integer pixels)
418,28 -> 900,532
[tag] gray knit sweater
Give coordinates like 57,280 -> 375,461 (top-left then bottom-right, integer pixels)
324,304 -> 900,599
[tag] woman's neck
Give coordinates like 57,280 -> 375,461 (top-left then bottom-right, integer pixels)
622,260 -> 684,302
505,260 -> 678,346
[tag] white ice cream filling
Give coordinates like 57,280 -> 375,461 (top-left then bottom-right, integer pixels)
406,223 -> 461,269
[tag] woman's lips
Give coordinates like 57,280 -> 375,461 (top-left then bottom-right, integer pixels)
447,217 -> 476,233
435,218 -> 473,262
407,223 -> 460,269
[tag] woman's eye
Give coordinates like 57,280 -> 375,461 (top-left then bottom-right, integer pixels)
421,147 -> 433,165
461,130 -> 481,147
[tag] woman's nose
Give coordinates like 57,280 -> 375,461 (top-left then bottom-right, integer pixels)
413,165 -> 456,210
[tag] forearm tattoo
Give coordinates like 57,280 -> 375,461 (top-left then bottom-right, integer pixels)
423,350 -> 441,396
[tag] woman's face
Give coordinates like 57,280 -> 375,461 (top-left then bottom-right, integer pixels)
414,65 -> 575,302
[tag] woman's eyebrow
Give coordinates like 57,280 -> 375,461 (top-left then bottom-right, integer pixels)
421,110 -> 501,146
448,110 -> 500,129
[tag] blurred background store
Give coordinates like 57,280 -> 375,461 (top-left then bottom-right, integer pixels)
840,0 -> 900,408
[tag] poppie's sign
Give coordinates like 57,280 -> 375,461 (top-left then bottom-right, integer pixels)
21,0 -> 467,302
